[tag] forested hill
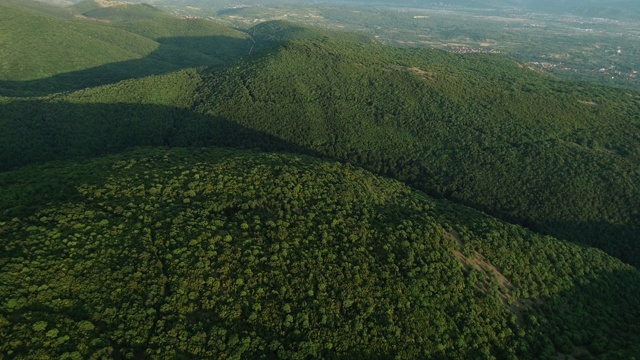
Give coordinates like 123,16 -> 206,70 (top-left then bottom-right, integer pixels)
195,38 -> 640,267
2,26 -> 640,269
1,3 -> 640,358
1,147 -> 639,358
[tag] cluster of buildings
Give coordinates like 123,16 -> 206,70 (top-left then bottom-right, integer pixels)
529,61 -> 638,81
529,61 -> 576,72
449,46 -> 501,55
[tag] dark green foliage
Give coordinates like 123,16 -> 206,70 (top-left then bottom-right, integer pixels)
2,27 -> 639,267
1,148 -> 638,359
248,20 -> 373,52
193,38 -> 640,266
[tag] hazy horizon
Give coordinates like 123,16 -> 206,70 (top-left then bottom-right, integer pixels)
31,0 -> 640,20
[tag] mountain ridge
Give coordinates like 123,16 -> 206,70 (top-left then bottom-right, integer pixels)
2,29 -> 639,268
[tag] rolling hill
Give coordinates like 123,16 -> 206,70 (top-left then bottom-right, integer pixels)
0,0 -> 77,19
1,4 -> 639,359
0,0 -> 252,96
0,1 -> 158,82
194,37 -> 640,267
2,17 -> 639,268
1,147 -> 638,359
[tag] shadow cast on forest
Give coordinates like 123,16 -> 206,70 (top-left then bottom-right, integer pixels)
431,190 -> 640,269
521,267 -> 640,358
0,100 -> 320,172
0,99 -> 324,220
540,219 -> 640,268
0,35 -> 253,97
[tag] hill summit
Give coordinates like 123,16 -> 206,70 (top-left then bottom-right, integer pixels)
1,147 -> 638,358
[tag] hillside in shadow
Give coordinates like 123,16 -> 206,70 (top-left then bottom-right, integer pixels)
0,100 -> 318,172
523,267 -> 640,359
0,35 -> 253,97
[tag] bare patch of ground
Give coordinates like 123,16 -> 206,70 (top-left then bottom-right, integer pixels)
94,0 -> 132,7
447,229 -> 513,293
389,66 -> 437,79
446,229 -> 532,324
523,64 -> 550,75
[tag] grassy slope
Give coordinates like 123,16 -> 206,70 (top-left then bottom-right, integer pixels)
0,2 -> 159,81
0,147 -> 638,359
0,1 -> 251,96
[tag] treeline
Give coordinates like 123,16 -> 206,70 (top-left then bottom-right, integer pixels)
1,148 -> 638,358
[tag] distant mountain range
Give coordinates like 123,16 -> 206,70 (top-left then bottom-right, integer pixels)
31,0 -> 640,20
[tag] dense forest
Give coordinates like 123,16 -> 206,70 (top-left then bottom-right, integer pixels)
195,34 -> 640,267
2,148 -> 639,359
1,1 -> 639,358
4,22 -> 637,266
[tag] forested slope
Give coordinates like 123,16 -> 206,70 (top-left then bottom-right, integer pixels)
1,147 -> 638,359
0,2 -> 157,82
194,38 -> 640,266
2,29 -> 639,267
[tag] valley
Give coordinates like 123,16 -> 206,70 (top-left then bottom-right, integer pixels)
167,2 -> 640,89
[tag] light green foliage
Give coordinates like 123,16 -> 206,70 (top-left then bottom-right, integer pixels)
0,1 -> 251,96
0,148 -> 638,358
0,3 -> 158,81
32,321 -> 48,332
